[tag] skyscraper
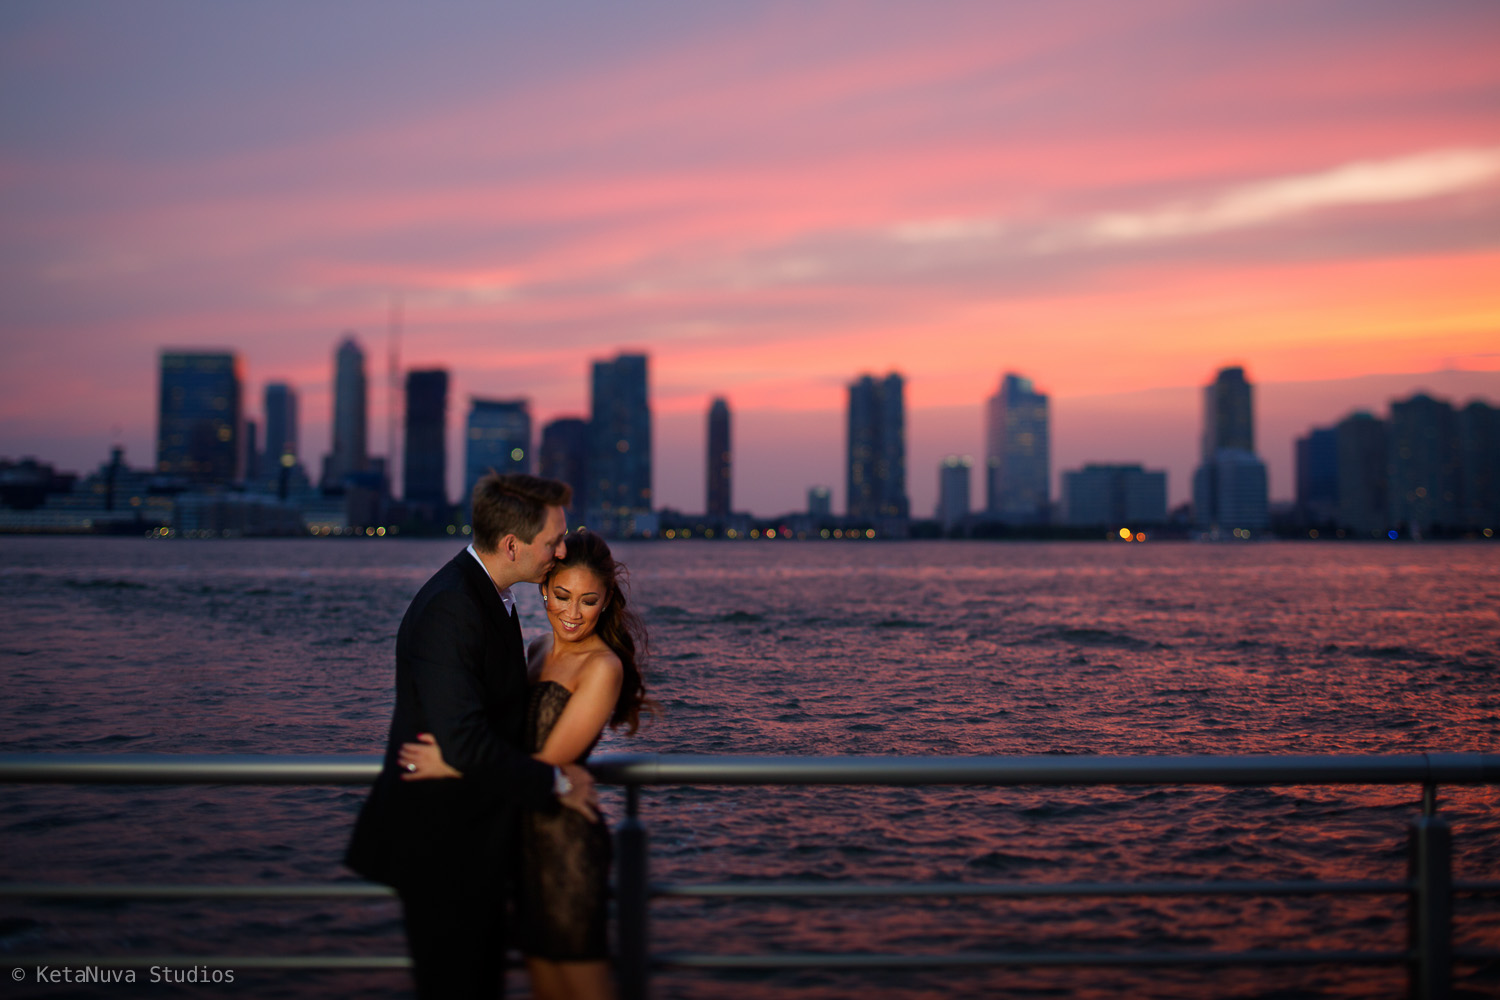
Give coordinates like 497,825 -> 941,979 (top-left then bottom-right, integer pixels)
540,417 -> 591,520
1388,393 -> 1459,535
706,397 -> 731,519
324,336 -> 368,490
1457,400 -> 1500,530
263,382 -> 298,467
404,369 -> 449,510
589,353 -> 652,534
243,420 -> 259,482
937,455 -> 971,530
1294,427 -> 1339,526
465,398 -> 531,510
985,373 -> 1050,523
1192,366 -> 1268,534
1062,464 -> 1167,527
1336,412 -> 1387,537
157,351 -> 243,485
846,372 -> 908,521
807,486 -> 832,520
1192,449 -> 1268,533
1202,366 -> 1253,458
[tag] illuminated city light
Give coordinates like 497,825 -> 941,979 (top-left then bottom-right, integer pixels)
665,529 -> 676,539
1118,528 -> 1132,540
1135,532 -> 1146,542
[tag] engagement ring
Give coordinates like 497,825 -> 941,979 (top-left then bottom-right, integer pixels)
405,763 -> 417,772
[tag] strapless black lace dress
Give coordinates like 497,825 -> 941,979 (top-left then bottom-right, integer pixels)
516,680 -> 612,961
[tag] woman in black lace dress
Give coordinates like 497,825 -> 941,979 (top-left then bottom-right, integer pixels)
400,531 -> 650,1000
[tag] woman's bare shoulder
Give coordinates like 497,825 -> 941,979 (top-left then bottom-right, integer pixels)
577,646 -> 623,684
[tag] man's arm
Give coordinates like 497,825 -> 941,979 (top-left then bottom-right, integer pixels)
403,589 -> 554,805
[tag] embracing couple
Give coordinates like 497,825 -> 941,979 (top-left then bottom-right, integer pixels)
346,472 -> 650,999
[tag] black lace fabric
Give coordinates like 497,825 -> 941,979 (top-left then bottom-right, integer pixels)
516,681 -> 612,960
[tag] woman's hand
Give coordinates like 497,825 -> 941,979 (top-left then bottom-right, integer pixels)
398,732 -> 462,780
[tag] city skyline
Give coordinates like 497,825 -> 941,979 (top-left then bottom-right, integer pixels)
3,3 -> 1499,515
7,342 -> 1500,519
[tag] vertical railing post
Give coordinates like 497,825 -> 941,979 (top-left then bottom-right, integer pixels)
617,784 -> 651,1000
1408,791 -> 1452,1000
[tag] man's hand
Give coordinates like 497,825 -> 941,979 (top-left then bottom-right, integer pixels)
557,763 -> 599,822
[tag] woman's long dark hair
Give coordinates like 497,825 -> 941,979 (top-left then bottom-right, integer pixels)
547,530 -> 652,733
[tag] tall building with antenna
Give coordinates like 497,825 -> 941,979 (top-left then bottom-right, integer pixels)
387,297 -> 402,496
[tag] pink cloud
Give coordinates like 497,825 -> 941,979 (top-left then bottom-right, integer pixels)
4,1 -> 1499,514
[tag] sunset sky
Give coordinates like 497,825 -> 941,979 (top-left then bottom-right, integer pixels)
3,1 -> 1498,515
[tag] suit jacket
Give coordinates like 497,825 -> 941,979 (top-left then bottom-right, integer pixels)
346,548 -> 554,895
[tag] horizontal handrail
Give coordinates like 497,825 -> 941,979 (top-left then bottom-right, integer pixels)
0,753 -> 377,784
2,751 -> 1496,786
9,878 -> 1494,902
590,752 -> 1500,786
5,751 -> 1498,995
654,949 -> 1415,969
653,878 -> 1416,898
0,882 -> 393,900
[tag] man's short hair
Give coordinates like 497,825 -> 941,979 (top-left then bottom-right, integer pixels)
471,472 -> 572,551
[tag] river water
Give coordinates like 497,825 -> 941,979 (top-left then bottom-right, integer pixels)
1,537 -> 1497,998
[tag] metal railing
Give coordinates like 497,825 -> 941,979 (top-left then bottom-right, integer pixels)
2,752 -> 1498,998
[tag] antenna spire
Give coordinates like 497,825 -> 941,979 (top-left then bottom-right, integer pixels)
388,293 -> 402,494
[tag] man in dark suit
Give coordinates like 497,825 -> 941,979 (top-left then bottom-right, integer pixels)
347,472 -> 597,999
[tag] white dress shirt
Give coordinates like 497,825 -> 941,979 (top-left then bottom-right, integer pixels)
466,543 -> 516,616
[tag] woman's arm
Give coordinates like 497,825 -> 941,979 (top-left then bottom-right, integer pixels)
400,649 -> 620,777
534,652 -> 623,766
